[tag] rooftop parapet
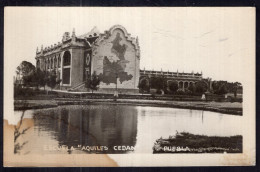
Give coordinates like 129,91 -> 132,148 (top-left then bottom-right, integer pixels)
140,69 -> 203,78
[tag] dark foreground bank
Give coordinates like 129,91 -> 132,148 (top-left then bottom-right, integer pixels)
153,132 -> 242,153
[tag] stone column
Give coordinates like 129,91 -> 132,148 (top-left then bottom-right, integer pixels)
60,52 -> 63,86
210,81 -> 213,91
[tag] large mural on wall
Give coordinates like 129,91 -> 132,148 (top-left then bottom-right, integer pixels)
92,25 -> 140,90
98,32 -> 133,84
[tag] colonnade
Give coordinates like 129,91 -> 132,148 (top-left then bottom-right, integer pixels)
177,81 -> 195,90
37,54 -> 62,71
139,76 -> 198,91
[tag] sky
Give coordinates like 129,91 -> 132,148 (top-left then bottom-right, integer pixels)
4,7 -> 255,84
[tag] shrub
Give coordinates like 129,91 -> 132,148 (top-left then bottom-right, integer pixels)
85,72 -> 100,93
195,81 -> 208,94
176,89 -> 185,95
215,84 -> 228,95
138,79 -> 150,94
168,81 -> 179,93
184,88 -> 192,95
156,90 -> 162,94
14,86 -> 35,97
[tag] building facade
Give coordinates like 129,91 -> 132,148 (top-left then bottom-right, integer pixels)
35,24 -> 209,93
140,69 -> 211,91
35,25 -> 140,93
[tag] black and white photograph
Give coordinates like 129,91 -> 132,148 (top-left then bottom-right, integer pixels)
3,7 -> 255,167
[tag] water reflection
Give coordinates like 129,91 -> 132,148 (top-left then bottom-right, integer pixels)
15,104 -> 242,154
31,105 -> 137,154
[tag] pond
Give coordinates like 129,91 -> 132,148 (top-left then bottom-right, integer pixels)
14,104 -> 242,154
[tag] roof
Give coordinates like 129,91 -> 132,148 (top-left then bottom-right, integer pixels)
78,26 -> 100,39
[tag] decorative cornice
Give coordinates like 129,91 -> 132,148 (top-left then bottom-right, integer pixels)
95,25 -> 140,59
36,38 -> 88,58
36,25 -> 140,59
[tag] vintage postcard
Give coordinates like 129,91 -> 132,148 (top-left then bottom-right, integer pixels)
4,7 -> 255,167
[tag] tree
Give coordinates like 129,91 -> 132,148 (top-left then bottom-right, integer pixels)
184,88 -> 192,95
229,82 -> 242,98
22,72 -> 36,87
16,61 -> 36,86
85,72 -> 101,93
34,69 -> 49,90
212,80 -> 242,97
138,79 -> 149,94
17,61 -> 35,76
168,81 -> 178,94
218,84 -> 228,95
188,83 -> 195,94
47,70 -> 61,90
195,81 -> 208,94
150,76 -> 165,94
212,81 -> 228,95
212,81 -> 220,92
176,88 -> 185,95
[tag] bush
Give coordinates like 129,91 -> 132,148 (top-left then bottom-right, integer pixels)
139,79 -> 150,93
156,90 -> 162,94
14,86 -> 35,97
168,81 -> 178,93
215,84 -> 228,95
188,84 -> 195,94
163,89 -> 169,95
229,96 -> 243,103
195,81 -> 208,94
176,89 -> 185,95
184,88 -> 192,95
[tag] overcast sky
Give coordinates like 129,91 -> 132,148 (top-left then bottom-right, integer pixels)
4,7 -> 255,84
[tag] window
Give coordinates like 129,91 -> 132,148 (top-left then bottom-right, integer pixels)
47,59 -> 50,69
63,68 -> 70,84
54,57 -> 57,68
63,51 -> 71,66
51,58 -> 53,69
58,55 -> 61,68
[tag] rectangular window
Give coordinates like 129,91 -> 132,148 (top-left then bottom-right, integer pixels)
63,68 -> 70,84
64,58 -> 71,66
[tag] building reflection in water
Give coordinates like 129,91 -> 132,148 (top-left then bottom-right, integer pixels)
33,105 -> 138,153
28,104 -> 242,154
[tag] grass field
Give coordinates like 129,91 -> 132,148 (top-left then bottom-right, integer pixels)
153,132 -> 242,153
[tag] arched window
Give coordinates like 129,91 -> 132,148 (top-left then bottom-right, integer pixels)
179,81 -> 183,88
63,51 -> 71,66
184,82 -> 189,88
